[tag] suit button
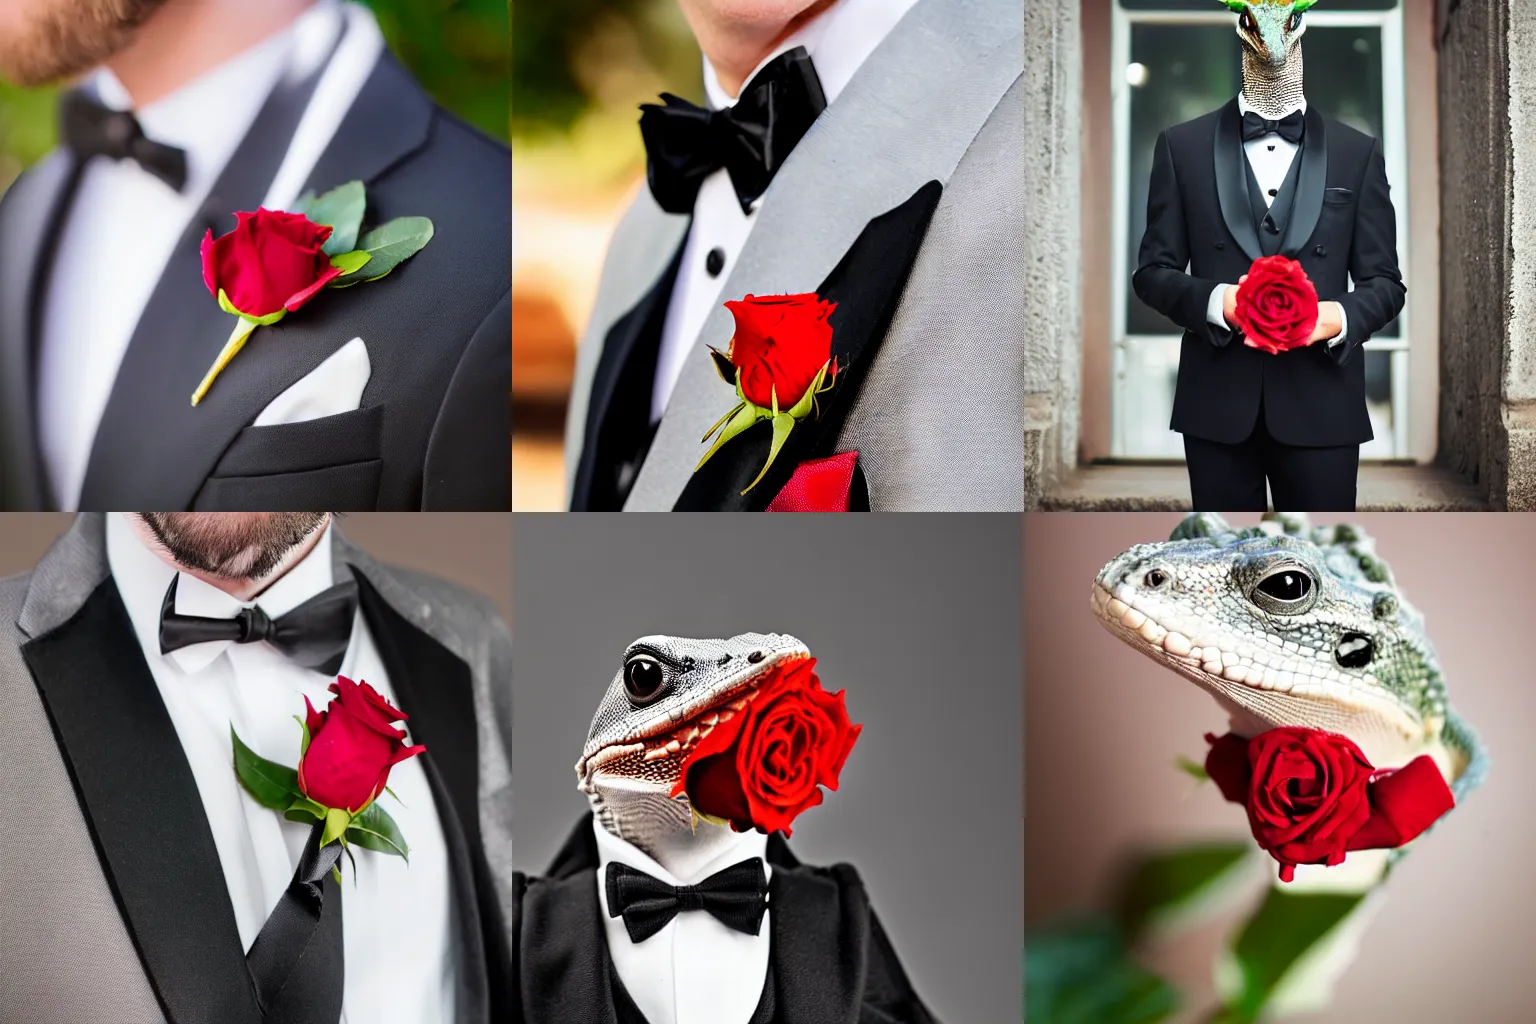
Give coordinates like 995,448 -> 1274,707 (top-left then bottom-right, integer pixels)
1314,244 -> 1327,257
705,247 -> 725,277
1215,240 -> 1225,250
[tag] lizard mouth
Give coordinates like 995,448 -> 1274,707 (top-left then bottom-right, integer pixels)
575,655 -> 796,792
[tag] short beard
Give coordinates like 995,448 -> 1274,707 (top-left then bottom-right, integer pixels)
0,0 -> 168,87
137,513 -> 328,581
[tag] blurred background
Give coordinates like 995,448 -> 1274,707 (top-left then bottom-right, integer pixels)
510,0 -> 699,510
1025,512 -> 1534,1021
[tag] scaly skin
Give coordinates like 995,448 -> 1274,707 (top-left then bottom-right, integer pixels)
1092,513 -> 1485,802
576,633 -> 808,877
1225,0 -> 1312,118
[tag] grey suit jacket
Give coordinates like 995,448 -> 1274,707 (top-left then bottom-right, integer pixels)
0,515 -> 511,1024
564,0 -> 1025,510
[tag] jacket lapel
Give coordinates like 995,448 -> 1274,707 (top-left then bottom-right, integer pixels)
766,837 -> 869,1024
77,45 -> 433,510
514,821 -> 618,1024
1279,106 -> 1327,258
673,181 -> 941,510
20,575 -> 262,1024
620,0 -> 1021,510
1214,98 -> 1263,263
0,151 -> 80,509
353,571 -> 506,1024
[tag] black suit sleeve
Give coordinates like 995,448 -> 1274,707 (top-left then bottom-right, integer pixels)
1329,136 -> 1405,366
421,287 -> 511,509
1132,130 -> 1232,347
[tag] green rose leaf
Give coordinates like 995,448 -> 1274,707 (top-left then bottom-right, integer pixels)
217,289 -> 287,326
283,794 -> 328,825
320,806 -> 352,849
331,216 -> 434,287
346,802 -> 411,861
231,727 -> 300,810
328,249 -> 372,277
1117,842 -> 1252,939
1220,888 -> 1366,1022
301,180 -> 366,256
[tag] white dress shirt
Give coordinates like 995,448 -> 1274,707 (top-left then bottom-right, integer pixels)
37,0 -> 384,509
595,817 -> 772,1024
104,513 -> 458,1024
649,0 -> 925,420
1205,95 -> 1346,346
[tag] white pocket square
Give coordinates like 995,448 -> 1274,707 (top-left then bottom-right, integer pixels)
252,336 -> 371,427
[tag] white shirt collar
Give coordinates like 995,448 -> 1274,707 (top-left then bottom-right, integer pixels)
105,513 -> 338,676
88,0 -> 340,201
702,0 -> 924,110
1237,93 -> 1308,121
592,814 -> 770,892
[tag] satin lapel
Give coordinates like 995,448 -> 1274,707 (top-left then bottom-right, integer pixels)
516,870 -> 619,1024
354,572 -> 506,1024
1280,107 -> 1327,259
77,49 -> 432,509
673,181 -> 940,510
0,152 -> 80,509
20,578 -> 261,1024
1214,99 -> 1263,263
621,0 -> 1022,510
568,234 -> 688,510
769,863 -> 869,1024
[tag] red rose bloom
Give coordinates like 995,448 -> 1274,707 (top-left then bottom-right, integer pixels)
200,208 -> 345,319
1233,255 -> 1319,355
672,656 -> 861,836
1205,728 -> 1455,882
298,676 -> 425,813
724,293 -> 837,409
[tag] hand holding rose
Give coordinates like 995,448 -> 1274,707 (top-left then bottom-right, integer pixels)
1228,256 -> 1322,355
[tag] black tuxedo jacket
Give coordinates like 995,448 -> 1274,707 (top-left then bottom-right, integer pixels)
1132,98 -> 1405,447
0,45 -> 510,511
511,816 -> 937,1024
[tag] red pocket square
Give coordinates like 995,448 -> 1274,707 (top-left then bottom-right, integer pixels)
766,451 -> 860,512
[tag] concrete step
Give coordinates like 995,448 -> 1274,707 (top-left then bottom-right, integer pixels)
1042,463 -> 1487,511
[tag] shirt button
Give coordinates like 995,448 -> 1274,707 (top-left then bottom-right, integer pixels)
705,248 -> 725,278
1314,244 -> 1327,257
1215,240 -> 1225,250
1267,188 -> 1278,198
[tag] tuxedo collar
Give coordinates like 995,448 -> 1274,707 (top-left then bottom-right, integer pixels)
1236,93 -> 1307,120
1215,98 -> 1327,264
74,33 -> 434,509
619,0 -> 1021,509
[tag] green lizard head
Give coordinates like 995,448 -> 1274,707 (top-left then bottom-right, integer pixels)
575,633 -> 809,859
1092,513 -> 1477,785
1222,0 -> 1314,68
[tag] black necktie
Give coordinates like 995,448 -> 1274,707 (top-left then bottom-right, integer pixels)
606,858 -> 769,943
245,819 -> 345,1024
58,89 -> 188,192
640,47 -> 826,215
1241,109 -> 1305,145
158,575 -> 358,676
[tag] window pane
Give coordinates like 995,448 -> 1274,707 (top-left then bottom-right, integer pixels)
1361,347 -> 1395,459
1120,0 -> 1396,10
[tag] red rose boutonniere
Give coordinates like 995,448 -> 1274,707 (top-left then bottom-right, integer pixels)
696,293 -> 839,493
1205,727 -> 1454,882
1234,255 -> 1320,355
671,656 -> 861,836
232,676 -> 425,876
193,180 -> 434,405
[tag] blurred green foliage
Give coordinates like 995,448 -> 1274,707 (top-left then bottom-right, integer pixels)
0,0 -> 507,194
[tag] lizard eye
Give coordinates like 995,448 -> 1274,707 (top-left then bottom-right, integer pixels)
1250,566 -> 1317,615
623,654 -> 666,704
1240,11 -> 1255,31
1144,568 -> 1169,589
1287,11 -> 1303,32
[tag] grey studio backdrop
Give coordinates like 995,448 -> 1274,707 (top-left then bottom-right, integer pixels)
512,514 -> 1024,1024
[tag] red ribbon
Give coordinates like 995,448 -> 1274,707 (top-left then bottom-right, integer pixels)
765,450 -> 859,512
1205,728 -> 1455,882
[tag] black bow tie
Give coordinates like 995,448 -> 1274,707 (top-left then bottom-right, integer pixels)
605,858 -> 769,943
1241,109 -> 1305,145
158,575 -> 358,676
59,89 -> 188,193
640,47 -> 827,216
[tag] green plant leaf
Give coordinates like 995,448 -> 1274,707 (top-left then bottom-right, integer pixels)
216,289 -> 286,326
284,794 -> 328,823
320,806 -> 352,848
1117,842 -> 1252,939
231,727 -> 300,810
740,411 -> 795,494
1176,755 -> 1209,781
346,802 -> 411,861
1221,888 -> 1366,1022
328,249 -> 371,276
301,180 -> 366,255
1026,916 -> 1180,1024
331,216 -> 434,286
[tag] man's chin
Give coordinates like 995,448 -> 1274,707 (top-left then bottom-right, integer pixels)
0,0 -> 167,89
136,512 -> 328,580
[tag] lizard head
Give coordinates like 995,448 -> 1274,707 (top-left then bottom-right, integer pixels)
575,632 -> 810,864
1092,513 -> 1451,770
1222,0 -> 1314,68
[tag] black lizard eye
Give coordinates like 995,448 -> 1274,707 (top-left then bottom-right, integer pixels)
1335,632 -> 1374,668
1144,569 -> 1169,589
1240,11 -> 1255,31
1288,11 -> 1302,31
623,655 -> 665,703
1251,567 -> 1316,615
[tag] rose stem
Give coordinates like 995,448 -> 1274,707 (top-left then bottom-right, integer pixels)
191,317 -> 259,406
